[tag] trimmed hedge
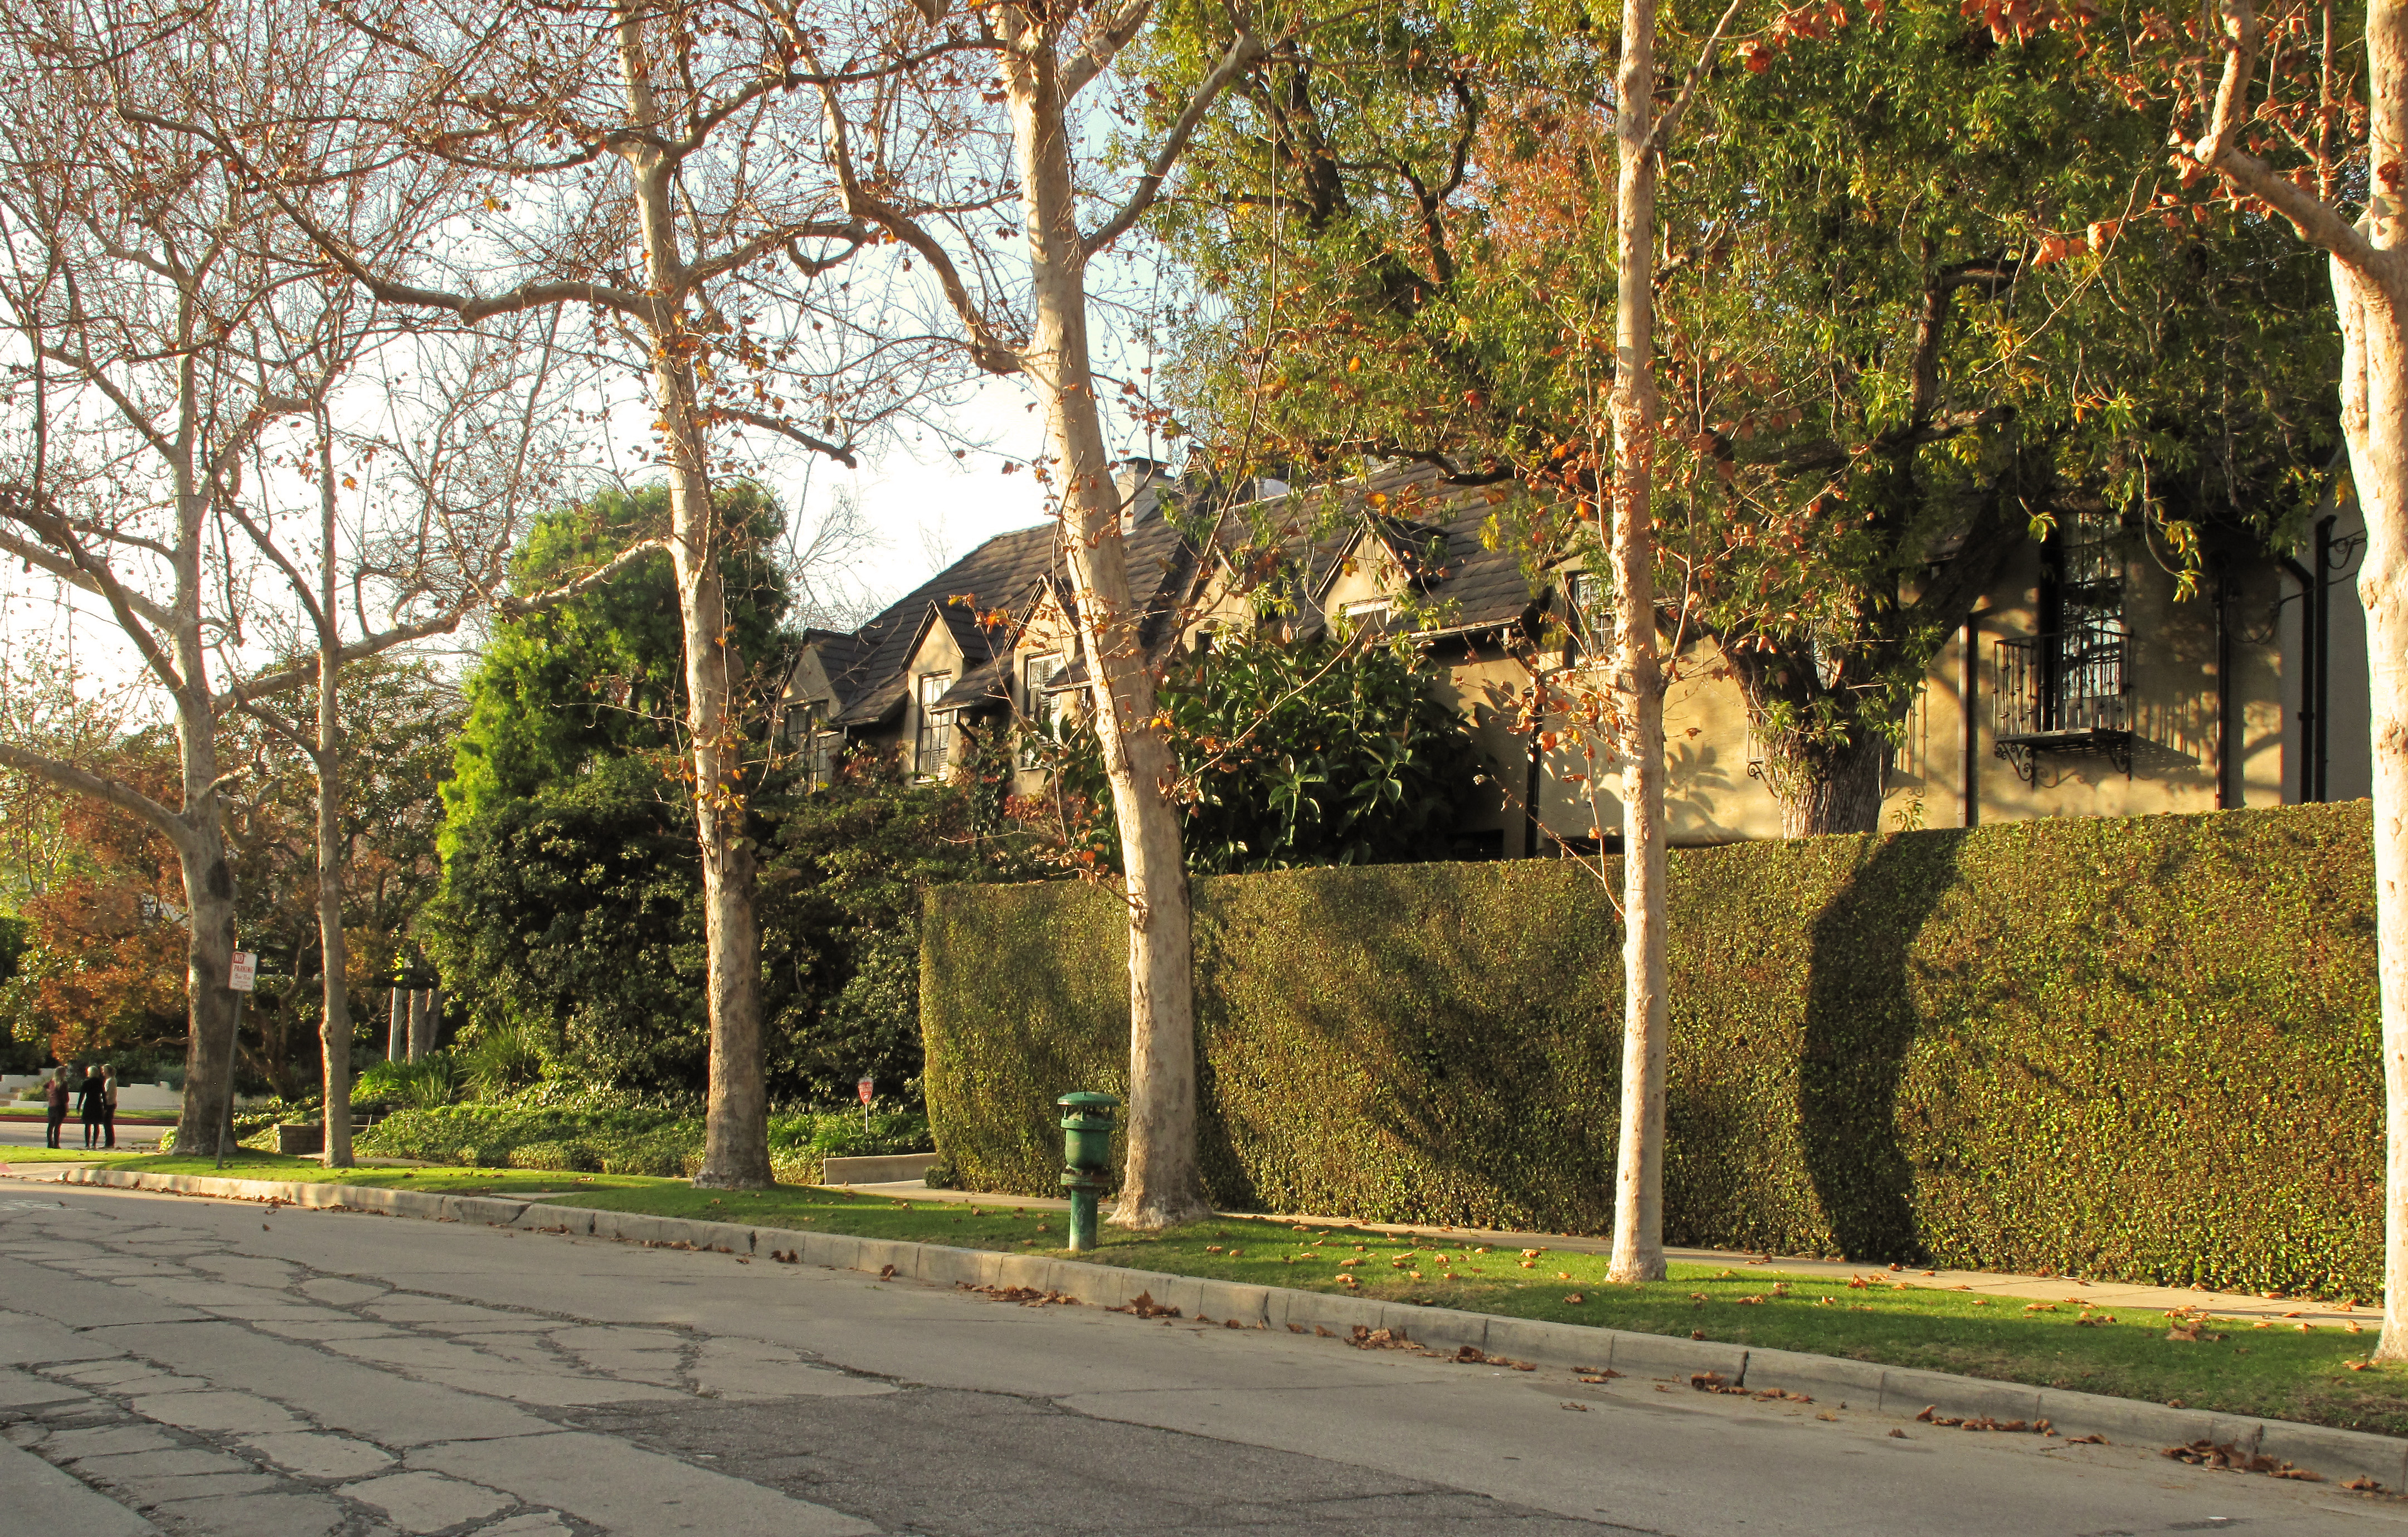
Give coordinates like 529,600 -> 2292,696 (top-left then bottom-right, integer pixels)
922,804 -> 2381,1296
357,1103 -> 933,1183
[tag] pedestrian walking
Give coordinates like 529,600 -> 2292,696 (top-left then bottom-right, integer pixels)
100,1064 -> 116,1150
76,1064 -> 105,1149
42,1069 -> 66,1149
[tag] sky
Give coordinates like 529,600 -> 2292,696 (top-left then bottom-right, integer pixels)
0,356 -> 1136,715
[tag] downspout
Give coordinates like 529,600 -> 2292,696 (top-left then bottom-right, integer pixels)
2314,514 -> 2334,802
2280,535 -> 2328,804
1962,615 -> 1980,828
2214,562 -> 2234,810
1525,670 -> 1545,858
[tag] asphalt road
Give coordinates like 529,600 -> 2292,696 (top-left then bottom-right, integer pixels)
0,1183 -> 2401,1537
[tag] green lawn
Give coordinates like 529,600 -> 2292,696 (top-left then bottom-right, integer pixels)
22,1154 -> 2407,1438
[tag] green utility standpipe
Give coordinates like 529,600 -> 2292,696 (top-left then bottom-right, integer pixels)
1057,1091 -> 1120,1251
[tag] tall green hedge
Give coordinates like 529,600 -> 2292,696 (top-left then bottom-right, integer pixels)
921,804 -> 2380,1296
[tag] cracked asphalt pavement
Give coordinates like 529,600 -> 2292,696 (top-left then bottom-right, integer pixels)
0,1183 -> 2401,1536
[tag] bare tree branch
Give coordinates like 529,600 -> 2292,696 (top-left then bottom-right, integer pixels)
1085,29 -> 1269,258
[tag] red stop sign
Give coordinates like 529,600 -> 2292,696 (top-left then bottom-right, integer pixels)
857,1077 -> 873,1105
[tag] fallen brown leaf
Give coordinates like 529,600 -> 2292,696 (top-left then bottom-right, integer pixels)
1112,1290 -> 1181,1319
2162,1439 -> 2322,1481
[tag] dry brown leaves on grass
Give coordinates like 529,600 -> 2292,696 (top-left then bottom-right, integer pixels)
2162,1440 -> 2323,1481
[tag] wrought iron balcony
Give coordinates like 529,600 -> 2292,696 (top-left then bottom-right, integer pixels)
1993,622 -> 2133,780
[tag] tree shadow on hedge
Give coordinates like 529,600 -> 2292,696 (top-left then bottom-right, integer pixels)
1801,829 -> 1966,1264
1192,863 -> 1618,1232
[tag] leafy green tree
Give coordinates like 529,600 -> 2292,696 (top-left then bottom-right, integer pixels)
433,482 -> 791,1091
441,482 -> 791,847
434,480 -> 1040,1103
1155,0 -> 2340,833
430,756 -> 711,1092
1038,634 -> 1481,873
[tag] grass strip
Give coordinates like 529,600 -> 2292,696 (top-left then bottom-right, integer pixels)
33,1155 -> 2408,1438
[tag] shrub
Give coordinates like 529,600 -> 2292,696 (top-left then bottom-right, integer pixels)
458,1024 -> 546,1101
506,1141 -> 604,1174
922,803 -> 2382,1297
355,1100 -> 932,1185
357,1057 -> 456,1110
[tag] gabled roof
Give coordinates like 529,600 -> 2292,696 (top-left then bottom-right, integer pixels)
806,484 -> 1196,728
1222,459 -> 1547,640
802,463 -> 1555,731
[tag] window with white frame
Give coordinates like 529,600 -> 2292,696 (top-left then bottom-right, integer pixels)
916,672 -> 954,777
1563,571 -> 1609,659
1341,598 -> 1393,625
785,699 -> 843,788
1019,652 -> 1064,767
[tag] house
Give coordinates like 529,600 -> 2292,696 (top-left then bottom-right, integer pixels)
784,458 -> 2370,852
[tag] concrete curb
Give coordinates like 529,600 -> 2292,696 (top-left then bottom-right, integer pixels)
36,1166 -> 2407,1488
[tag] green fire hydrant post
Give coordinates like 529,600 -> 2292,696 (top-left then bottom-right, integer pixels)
1057,1091 -> 1120,1252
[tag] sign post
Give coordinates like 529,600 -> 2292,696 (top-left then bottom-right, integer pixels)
857,1076 -> 873,1135
218,953 -> 256,1170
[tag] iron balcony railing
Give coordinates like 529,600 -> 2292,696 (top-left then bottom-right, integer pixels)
1994,622 -> 2130,745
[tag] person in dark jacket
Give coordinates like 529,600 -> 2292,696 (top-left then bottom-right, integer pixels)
43,1071 -> 67,1149
76,1065 -> 106,1149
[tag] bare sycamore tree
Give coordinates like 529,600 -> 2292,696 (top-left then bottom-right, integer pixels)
127,0 -> 976,1186
786,0 -> 1278,1224
226,315 -> 582,1166
0,19 -> 618,1155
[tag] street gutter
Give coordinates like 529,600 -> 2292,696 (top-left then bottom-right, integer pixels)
26,1164 -> 2406,1489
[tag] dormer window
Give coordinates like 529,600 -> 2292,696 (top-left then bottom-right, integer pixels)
787,699 -> 840,788
1019,652 -> 1066,767
916,672 -> 954,778
1564,571 -> 1609,658
1341,599 -> 1393,624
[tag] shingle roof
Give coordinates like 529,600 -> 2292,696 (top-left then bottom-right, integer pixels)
1243,460 -> 1548,639
813,488 -> 1195,728
804,464 -> 1552,729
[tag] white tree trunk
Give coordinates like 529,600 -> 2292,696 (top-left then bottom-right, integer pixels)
315,446 -> 354,1169
616,4 -> 770,1189
1004,30 -> 1209,1229
1606,0 -> 1671,1285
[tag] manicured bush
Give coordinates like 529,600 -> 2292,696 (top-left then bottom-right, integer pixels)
922,802 -> 2381,1297
356,1100 -> 933,1185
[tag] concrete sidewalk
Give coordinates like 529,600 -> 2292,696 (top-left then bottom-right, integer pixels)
835,1180 -> 2371,1328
